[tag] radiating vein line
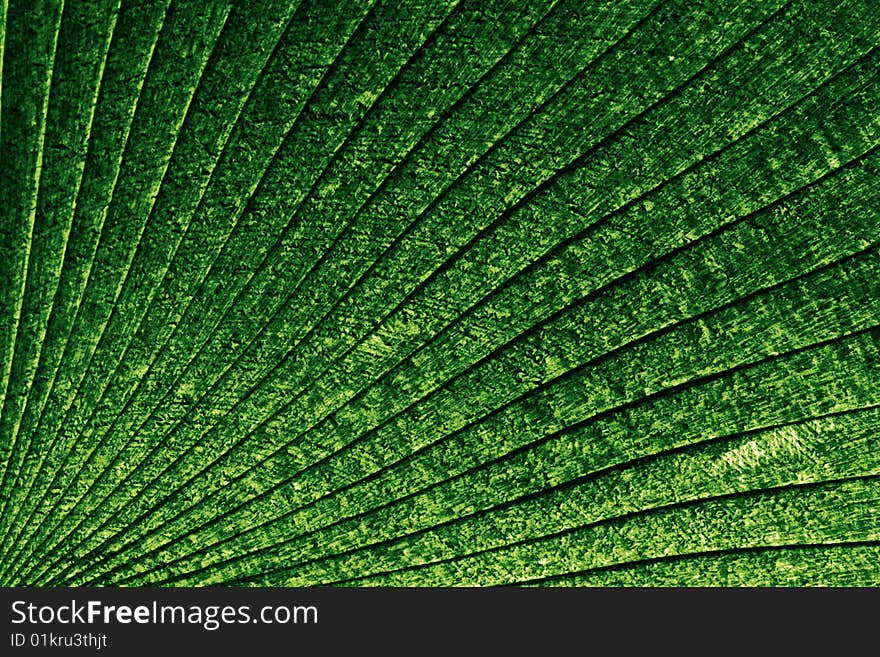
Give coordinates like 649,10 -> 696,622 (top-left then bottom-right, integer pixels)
508,541 -> 880,586
0,0 -> 7,139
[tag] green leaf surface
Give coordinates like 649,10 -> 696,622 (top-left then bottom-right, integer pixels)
0,0 -> 878,586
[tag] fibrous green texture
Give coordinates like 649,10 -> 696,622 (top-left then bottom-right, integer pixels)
0,0 -> 878,586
